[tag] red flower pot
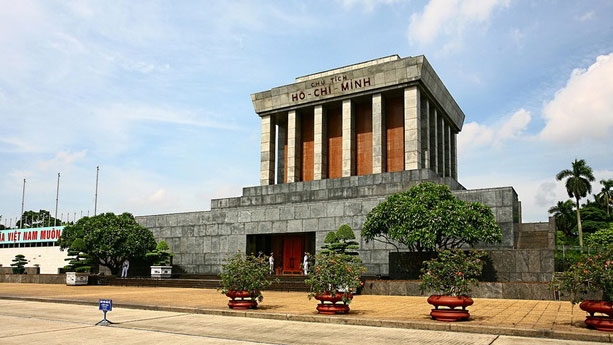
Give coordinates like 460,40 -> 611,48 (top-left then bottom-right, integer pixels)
225,290 -> 259,310
426,295 -> 474,322
314,292 -> 353,315
580,300 -> 613,332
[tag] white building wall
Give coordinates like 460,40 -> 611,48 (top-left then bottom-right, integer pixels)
0,246 -> 68,274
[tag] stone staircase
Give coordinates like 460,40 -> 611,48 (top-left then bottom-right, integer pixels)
106,274 -> 310,292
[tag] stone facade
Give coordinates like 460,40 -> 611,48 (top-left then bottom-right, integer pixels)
135,54 -> 554,283
136,170 -> 528,278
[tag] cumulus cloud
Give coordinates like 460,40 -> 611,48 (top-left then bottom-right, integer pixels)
539,53 -> 613,144
458,108 -> 531,154
408,0 -> 510,45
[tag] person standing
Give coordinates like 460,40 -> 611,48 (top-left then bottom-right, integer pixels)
121,259 -> 130,278
303,252 -> 309,275
269,252 -> 274,274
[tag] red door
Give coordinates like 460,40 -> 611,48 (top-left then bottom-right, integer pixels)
283,236 -> 303,274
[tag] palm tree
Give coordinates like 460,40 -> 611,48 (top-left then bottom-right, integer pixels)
548,200 -> 576,237
599,179 -> 613,217
556,159 -> 595,248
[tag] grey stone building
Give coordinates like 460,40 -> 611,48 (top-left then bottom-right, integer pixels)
136,55 -> 553,282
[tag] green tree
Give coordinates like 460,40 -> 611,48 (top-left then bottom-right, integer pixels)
146,240 -> 174,266
58,212 -> 156,275
598,179 -> 613,217
361,182 -> 502,251
548,200 -> 576,237
64,238 -> 94,273
556,159 -> 595,248
16,210 -> 62,228
10,254 -> 27,274
320,224 -> 360,256
585,223 -> 613,249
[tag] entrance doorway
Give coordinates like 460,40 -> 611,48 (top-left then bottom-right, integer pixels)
246,232 -> 315,275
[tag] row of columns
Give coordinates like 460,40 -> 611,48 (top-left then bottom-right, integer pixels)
259,86 -> 457,185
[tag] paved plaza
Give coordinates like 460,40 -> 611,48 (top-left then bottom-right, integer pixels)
0,283 -> 611,343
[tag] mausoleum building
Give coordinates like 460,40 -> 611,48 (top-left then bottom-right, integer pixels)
136,55 -> 554,282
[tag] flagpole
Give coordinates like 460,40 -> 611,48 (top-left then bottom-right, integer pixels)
20,178 -> 26,229
94,166 -> 99,216
55,172 -> 60,226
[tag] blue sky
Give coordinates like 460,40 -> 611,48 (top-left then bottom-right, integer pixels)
1,0 -> 612,226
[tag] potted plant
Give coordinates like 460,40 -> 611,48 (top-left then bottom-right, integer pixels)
10,254 -> 27,274
305,225 -> 366,315
218,251 -> 277,309
305,252 -> 366,314
146,240 -> 174,279
64,238 -> 93,286
551,247 -> 613,331
419,249 -> 486,322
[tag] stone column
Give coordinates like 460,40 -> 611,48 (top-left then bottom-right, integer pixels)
404,87 -> 421,171
431,107 -> 439,174
437,116 -> 446,177
260,115 -> 275,185
276,119 -> 287,184
287,110 -> 301,183
314,105 -> 327,180
372,94 -> 385,174
446,124 -> 452,178
451,131 -> 458,179
421,97 -> 430,170
342,99 -> 355,177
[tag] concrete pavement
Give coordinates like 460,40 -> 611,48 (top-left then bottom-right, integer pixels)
0,283 -> 611,343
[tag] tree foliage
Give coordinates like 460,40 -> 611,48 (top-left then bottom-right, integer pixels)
548,200 -> 576,237
146,240 -> 174,266
64,238 -> 95,273
320,224 -> 360,256
218,252 -> 276,302
11,254 -> 28,274
599,179 -> 613,217
361,182 -> 502,252
58,212 -> 156,275
556,158 -> 595,247
585,224 -> 613,249
16,209 -> 63,228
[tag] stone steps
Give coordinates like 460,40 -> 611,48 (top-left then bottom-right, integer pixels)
106,275 -> 310,292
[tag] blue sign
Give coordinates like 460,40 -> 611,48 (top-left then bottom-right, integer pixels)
99,299 -> 112,312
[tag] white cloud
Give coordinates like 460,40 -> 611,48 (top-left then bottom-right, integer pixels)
577,11 -> 595,22
38,150 -> 88,171
539,53 -> 613,144
458,108 -> 531,154
340,0 -> 401,11
408,0 -> 510,46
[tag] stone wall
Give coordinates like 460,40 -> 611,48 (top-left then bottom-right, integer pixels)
137,170 -> 523,278
516,218 -> 555,250
362,280 -> 555,300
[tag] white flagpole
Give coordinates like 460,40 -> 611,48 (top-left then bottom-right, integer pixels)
94,166 -> 99,216
55,172 -> 60,226
20,178 -> 26,229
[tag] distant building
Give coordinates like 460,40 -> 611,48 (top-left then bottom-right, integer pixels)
0,226 -> 67,274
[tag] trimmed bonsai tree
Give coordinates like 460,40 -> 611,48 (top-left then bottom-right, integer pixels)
146,240 -> 174,266
11,254 -> 27,274
64,238 -> 94,273
320,224 -> 360,256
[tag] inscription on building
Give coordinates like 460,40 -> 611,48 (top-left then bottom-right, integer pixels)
291,75 -> 372,102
